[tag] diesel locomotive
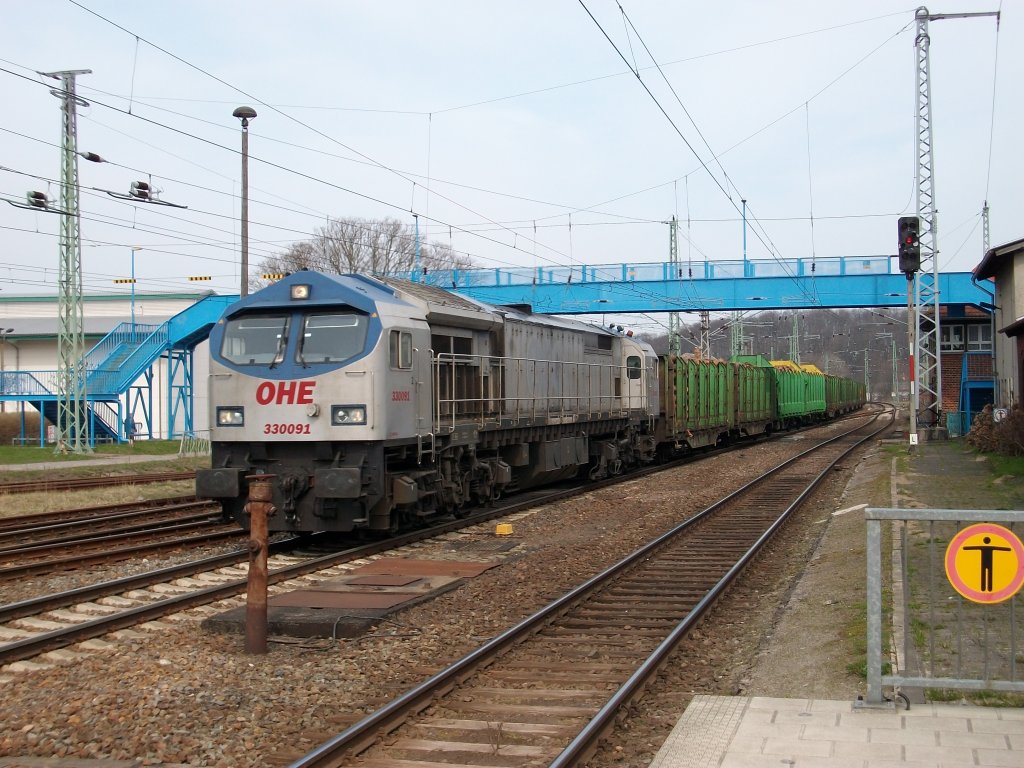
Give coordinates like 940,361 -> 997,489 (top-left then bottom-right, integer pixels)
196,271 -> 864,534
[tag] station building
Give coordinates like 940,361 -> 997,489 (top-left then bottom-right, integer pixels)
974,236 -> 1024,409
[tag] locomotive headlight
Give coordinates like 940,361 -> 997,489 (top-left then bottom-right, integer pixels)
331,404 -> 366,425
217,406 -> 245,426
290,284 -> 311,300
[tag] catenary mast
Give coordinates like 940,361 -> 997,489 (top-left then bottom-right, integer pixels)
912,7 -> 999,436
43,69 -> 92,453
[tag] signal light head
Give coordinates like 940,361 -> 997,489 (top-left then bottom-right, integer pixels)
897,216 -> 921,276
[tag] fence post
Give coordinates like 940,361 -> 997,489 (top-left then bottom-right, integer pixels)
865,515 -> 884,704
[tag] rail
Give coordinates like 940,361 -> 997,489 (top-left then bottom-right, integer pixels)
864,506 -> 1024,704
287,411 -> 890,767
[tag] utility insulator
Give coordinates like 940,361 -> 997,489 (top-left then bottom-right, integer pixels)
113,278 -> 137,284
79,151 -> 103,163
26,191 -> 48,209
262,273 -> 287,280
130,181 -> 150,200
188,275 -> 212,281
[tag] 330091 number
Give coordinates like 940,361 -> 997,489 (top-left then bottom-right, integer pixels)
263,423 -> 311,435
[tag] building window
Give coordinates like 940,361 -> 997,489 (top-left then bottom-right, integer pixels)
967,323 -> 992,352
940,324 -> 964,352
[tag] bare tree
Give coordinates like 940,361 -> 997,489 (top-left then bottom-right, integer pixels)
255,216 -> 474,289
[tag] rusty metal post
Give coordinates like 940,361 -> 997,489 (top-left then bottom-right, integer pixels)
244,474 -> 276,654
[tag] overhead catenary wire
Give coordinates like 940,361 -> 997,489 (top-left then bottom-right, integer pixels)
577,0 -> 819,305
1,5 -> 988,319
1,10 -> 915,266
983,2 -> 1002,202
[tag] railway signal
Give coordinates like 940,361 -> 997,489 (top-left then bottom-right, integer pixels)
898,216 -> 921,277
901,217 -> 925,276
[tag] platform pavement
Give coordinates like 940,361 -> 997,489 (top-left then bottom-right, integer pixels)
647,437 -> 1024,768
649,695 -> 1023,768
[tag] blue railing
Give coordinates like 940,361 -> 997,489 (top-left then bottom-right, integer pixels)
84,322 -> 161,371
87,323 -> 170,395
0,370 -> 59,398
403,255 -> 894,290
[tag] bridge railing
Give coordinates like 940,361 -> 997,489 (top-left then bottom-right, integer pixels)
405,255 -> 894,289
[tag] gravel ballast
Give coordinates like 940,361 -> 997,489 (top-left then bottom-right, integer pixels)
1,425 -> 881,767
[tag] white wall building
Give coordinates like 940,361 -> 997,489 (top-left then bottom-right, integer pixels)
0,290 -> 221,439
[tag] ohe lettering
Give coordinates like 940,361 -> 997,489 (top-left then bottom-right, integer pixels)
255,380 -> 315,405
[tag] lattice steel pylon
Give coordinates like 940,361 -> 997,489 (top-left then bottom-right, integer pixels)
667,216 -> 681,356
912,9 -> 942,431
697,311 -> 711,360
44,69 -> 92,453
912,7 -> 999,432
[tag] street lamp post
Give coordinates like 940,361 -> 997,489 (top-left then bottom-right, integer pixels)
232,106 -> 257,298
0,328 -> 12,413
130,247 -> 141,341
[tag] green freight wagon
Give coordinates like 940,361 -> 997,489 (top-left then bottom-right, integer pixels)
824,372 -> 865,416
656,354 -> 734,452
799,364 -> 827,418
769,359 -> 809,424
729,355 -> 777,435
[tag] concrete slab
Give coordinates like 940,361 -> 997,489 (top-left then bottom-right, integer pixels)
648,695 -> 1024,767
201,558 -> 495,639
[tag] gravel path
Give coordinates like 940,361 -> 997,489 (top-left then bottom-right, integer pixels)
0,423 -> 877,767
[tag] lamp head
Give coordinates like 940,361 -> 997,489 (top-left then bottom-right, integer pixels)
232,106 -> 257,128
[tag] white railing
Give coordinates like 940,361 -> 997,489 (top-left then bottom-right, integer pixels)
432,352 -> 646,434
179,430 -> 212,457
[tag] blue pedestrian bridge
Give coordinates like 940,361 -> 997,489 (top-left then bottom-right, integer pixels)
401,255 -> 990,315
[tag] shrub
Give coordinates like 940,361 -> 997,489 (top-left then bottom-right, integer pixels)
966,404 -> 1024,455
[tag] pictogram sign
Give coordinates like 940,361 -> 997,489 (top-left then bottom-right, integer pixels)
944,523 -> 1024,604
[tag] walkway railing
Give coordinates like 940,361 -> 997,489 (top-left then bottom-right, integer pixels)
865,507 -> 1024,704
400,255 -> 894,289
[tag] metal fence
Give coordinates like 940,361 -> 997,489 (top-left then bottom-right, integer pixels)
865,507 -> 1024,704
178,430 -> 211,457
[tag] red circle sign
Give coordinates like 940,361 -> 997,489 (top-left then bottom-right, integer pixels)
944,523 -> 1024,604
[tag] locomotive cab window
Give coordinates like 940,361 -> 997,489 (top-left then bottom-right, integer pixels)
297,313 -> 369,364
221,314 -> 290,366
389,330 -> 413,369
626,355 -> 642,380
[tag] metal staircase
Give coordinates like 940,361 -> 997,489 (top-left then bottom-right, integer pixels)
0,294 -> 237,445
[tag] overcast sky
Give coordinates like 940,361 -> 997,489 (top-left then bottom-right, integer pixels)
0,1 -> 1016,317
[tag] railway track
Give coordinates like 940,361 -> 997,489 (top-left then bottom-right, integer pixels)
0,495 -> 198,533
0,499 -> 238,579
0,409 -> 880,671
0,470 -> 195,495
285,407 -> 893,768
0,409 -> 886,676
